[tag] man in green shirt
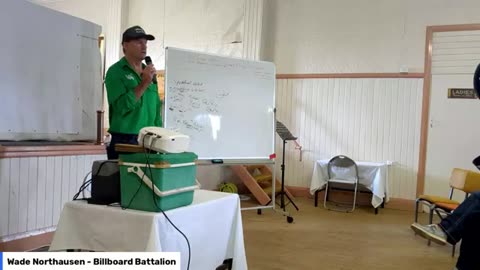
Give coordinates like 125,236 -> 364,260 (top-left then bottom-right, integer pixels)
105,26 -> 162,159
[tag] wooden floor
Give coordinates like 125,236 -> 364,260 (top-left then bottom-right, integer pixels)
241,197 -> 457,270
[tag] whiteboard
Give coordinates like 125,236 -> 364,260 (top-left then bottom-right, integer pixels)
0,0 -> 102,141
164,47 -> 276,160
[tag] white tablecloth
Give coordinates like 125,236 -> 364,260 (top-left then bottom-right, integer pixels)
49,190 -> 247,270
309,160 -> 389,208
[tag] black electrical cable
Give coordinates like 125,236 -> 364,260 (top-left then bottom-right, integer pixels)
70,138 -> 192,269
122,136 -> 150,210
143,135 -> 191,270
122,134 -> 192,270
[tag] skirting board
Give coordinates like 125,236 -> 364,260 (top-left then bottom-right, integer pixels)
286,186 -> 415,211
0,231 -> 54,252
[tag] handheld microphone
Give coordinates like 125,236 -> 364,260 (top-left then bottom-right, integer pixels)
144,56 -> 157,84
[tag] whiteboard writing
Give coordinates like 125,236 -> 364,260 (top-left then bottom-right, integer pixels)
167,79 -> 230,134
164,47 -> 276,160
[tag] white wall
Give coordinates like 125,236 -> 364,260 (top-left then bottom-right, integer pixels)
0,154 -> 106,241
24,0 -> 479,201
262,0 -> 480,73
261,0 -> 480,201
127,0 -> 246,69
275,78 -> 423,200
29,0 -> 109,28
32,0 -> 248,69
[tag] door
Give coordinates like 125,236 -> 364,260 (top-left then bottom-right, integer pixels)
425,30 -> 480,202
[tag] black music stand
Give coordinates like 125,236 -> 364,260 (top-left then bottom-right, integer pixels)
276,121 -> 299,221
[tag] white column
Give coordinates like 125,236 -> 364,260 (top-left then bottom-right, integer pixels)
242,0 -> 264,60
104,0 -> 128,69
103,0 -> 128,129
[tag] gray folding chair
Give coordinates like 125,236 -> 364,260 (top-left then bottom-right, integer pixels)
324,155 -> 359,212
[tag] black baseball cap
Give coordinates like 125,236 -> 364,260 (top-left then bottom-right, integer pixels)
122,26 -> 155,43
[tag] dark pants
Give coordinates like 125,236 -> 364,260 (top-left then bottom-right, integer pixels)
106,132 -> 138,160
439,192 -> 480,245
437,192 -> 480,270
456,211 -> 480,270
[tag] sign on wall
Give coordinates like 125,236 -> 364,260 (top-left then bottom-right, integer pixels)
448,88 -> 478,99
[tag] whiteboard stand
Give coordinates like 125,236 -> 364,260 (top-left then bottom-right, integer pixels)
195,159 -> 277,214
164,47 -> 290,221
231,122 -> 295,223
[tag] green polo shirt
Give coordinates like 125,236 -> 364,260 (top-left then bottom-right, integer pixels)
105,57 -> 162,135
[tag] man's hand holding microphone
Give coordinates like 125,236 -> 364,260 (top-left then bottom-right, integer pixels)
135,56 -> 157,100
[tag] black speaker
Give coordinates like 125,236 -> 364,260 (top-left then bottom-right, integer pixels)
88,160 -> 121,205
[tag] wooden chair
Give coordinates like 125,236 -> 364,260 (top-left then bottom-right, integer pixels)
414,168 -> 480,224
415,168 -> 480,256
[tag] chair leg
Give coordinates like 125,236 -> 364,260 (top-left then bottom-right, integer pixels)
452,244 -> 456,257
349,182 -> 358,213
414,199 -> 420,222
429,205 -> 434,224
323,182 -> 329,210
427,205 -> 435,246
314,190 -> 318,207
